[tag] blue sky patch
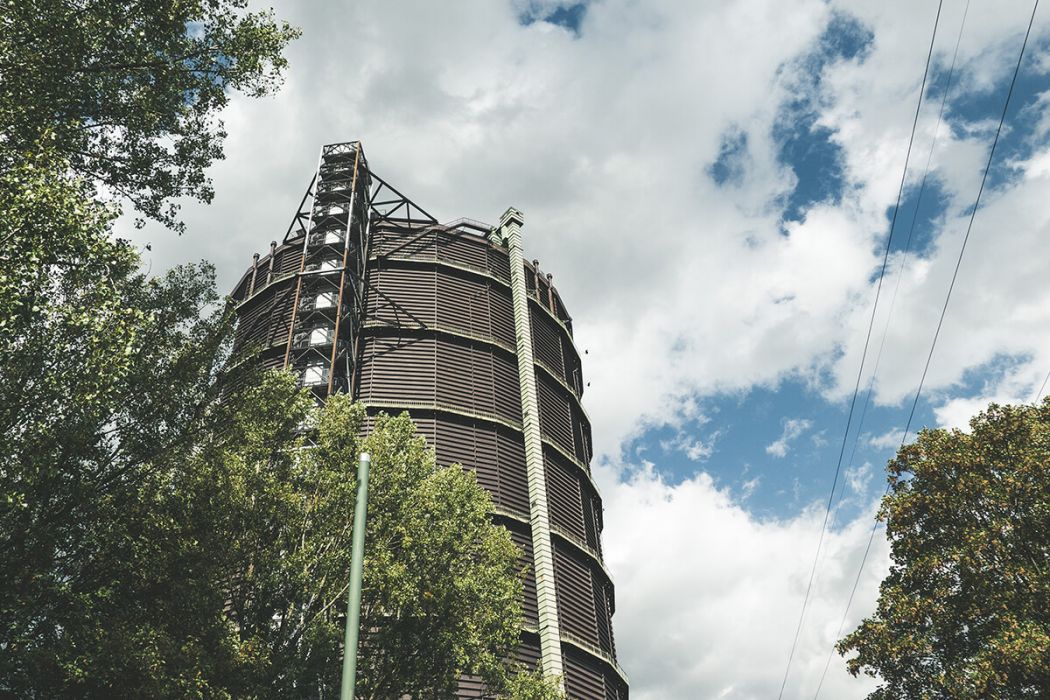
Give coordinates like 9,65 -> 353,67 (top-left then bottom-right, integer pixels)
621,374 -> 938,524
708,129 -> 749,186
775,122 -> 847,223
885,175 -> 951,260
772,13 -> 872,223
519,2 -> 587,36
704,12 -> 876,221
949,352 -> 1036,401
939,36 -> 1050,195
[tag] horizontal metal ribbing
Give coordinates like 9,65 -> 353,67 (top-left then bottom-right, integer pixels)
492,506 -> 615,587
560,629 -> 630,687
368,254 -> 511,290
360,400 -> 603,501
521,625 -> 630,686
242,257 -> 582,382
362,399 -> 523,432
370,253 -> 576,352
541,435 -> 597,491
235,269 -> 298,309
534,358 -> 590,424
527,290 -> 576,347
360,319 -> 588,414
367,254 -> 583,374
230,245 -> 295,296
233,362 -> 597,498
361,319 -> 517,356
550,524 -> 615,588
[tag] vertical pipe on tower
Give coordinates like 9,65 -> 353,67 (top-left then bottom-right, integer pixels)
496,207 -> 565,689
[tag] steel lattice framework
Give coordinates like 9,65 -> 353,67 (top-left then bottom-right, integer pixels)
231,142 -> 628,700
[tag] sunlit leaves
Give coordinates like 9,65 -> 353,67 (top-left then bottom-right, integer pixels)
227,401 -> 533,698
838,400 -> 1050,699
0,148 -> 250,696
0,0 -> 300,231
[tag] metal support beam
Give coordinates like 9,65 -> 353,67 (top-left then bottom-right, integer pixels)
328,145 -> 362,394
283,152 -> 323,370
497,207 -> 566,689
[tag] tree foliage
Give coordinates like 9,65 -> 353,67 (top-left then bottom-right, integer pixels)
0,157 -> 548,693
0,0 -> 299,230
0,4 -> 557,696
501,671 -> 567,700
838,400 -> 1050,699
0,148 -> 259,697
218,399 -> 533,698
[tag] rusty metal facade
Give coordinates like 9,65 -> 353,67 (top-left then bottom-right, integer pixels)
230,142 -> 627,699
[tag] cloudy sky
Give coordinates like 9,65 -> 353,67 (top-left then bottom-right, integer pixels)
124,1 -> 1050,697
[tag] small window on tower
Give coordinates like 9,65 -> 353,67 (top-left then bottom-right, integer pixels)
310,327 -> 331,346
320,258 -> 340,271
302,364 -> 326,386
315,292 -> 336,309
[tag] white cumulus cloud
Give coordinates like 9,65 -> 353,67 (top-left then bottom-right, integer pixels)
596,460 -> 889,699
766,418 -> 814,458
113,1 -> 1050,697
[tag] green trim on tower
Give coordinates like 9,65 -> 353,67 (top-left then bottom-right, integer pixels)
496,207 -> 566,689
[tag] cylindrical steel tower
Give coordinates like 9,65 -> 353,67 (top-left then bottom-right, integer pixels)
230,142 -> 627,699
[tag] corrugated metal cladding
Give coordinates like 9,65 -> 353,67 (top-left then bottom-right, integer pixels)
232,217 -> 626,699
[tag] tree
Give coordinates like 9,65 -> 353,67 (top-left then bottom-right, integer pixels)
838,400 -> 1050,699
0,6 -> 556,696
0,0 -> 299,231
218,398 -> 544,699
501,671 -> 567,700
0,147 -> 270,697
0,160 -> 551,690
0,1 -> 300,687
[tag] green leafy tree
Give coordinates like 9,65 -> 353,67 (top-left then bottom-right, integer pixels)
0,157 -> 554,692
216,397 -> 546,698
156,384 -> 558,699
838,400 -> 1050,699
501,671 -> 566,700
0,149 -> 270,697
0,0 -> 299,687
0,0 -> 299,230
0,5 -> 558,696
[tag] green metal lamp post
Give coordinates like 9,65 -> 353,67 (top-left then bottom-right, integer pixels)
340,452 -> 371,700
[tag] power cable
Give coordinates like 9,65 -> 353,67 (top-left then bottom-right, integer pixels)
812,10 -> 972,694
840,0 -> 970,532
1032,367 -> 1050,404
775,3 -> 945,698
812,3 -> 1040,696
899,0 -> 1037,454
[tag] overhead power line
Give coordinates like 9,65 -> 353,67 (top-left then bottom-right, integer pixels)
775,3 -> 945,698
843,0 -> 971,482
812,3 -> 971,694
814,2 -> 1041,696
1033,367 -> 1050,404
900,0 -> 1039,451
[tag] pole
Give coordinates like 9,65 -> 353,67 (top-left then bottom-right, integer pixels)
340,452 -> 371,700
